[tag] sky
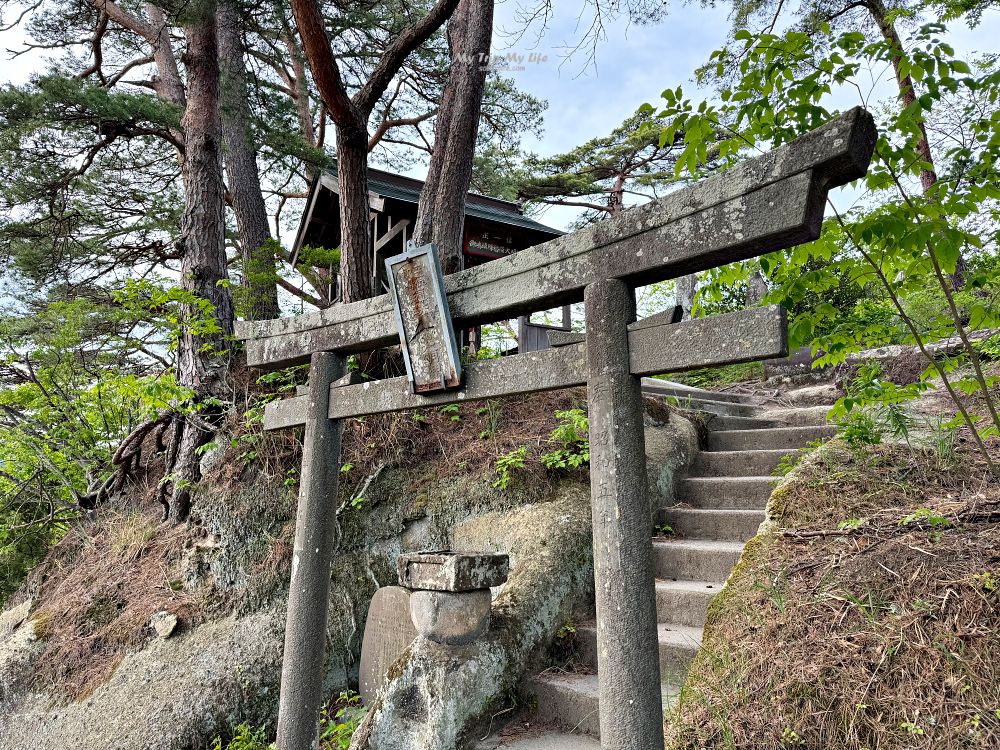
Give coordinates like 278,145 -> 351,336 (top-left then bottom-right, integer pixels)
487,0 -> 734,228
0,0 -> 734,233
1,2 -> 999,233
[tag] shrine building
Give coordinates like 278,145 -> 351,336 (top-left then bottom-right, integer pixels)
291,166 -> 569,351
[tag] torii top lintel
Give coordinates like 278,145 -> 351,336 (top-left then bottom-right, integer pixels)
236,107 -> 877,370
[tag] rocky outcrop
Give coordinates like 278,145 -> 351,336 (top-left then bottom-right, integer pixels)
0,406 -> 699,750
350,486 -> 594,750
1,607 -> 285,750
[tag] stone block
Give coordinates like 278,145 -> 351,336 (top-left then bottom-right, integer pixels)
359,586 -> 417,702
397,551 -> 509,592
547,330 -> 585,347
150,611 -> 178,639
409,589 -> 491,646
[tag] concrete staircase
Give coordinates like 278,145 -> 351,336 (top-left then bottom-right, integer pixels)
497,384 -> 835,748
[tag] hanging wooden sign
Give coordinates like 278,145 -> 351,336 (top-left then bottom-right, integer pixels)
385,242 -> 463,394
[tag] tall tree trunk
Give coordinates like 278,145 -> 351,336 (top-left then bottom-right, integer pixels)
676,273 -> 697,320
864,0 -> 964,287
145,4 -> 187,110
169,2 -> 234,523
289,0 -> 459,302
336,120 -> 375,302
217,0 -> 281,320
412,0 -> 494,274
864,0 -> 936,193
280,23 -> 317,151
747,270 -> 768,306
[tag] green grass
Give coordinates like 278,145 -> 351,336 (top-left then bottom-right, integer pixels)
662,361 -> 765,389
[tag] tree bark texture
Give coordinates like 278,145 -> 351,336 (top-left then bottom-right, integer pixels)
289,0 -> 460,301
217,0 -> 281,320
412,0 -> 494,274
864,0 -> 963,286
336,122 -> 376,302
145,4 -> 187,110
90,2 -> 185,146
675,273 -> 697,320
280,22 -> 317,152
747,270 -> 768,307
170,3 -> 234,522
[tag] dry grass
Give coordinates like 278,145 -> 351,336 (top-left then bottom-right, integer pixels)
666,441 -> 1000,750
341,388 -> 589,486
25,509 -> 199,700
16,387 -> 605,701
225,385 -> 596,497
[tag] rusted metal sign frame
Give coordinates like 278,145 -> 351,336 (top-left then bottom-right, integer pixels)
385,241 -> 463,394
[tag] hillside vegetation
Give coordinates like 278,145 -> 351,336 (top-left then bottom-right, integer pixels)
667,435 -> 1000,749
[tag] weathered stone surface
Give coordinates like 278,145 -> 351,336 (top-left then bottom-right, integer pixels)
359,586 -> 417,702
783,383 -> 842,405
0,607 -> 285,750
237,108 -> 876,369
409,589 -> 492,646
631,305 -> 683,331
628,306 -> 787,378
263,307 -> 787,430
584,278 -> 664,750
0,599 -> 31,639
758,405 -> 831,426
397,551 -> 509,592
349,485 -> 596,750
0,606 -> 38,706
547,330 -> 585,347
198,440 -> 229,476
762,345 -> 818,378
645,415 -> 701,509
265,343 -> 587,429
150,611 -> 178,638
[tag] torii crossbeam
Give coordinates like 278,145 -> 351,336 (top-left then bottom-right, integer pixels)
235,107 -> 876,750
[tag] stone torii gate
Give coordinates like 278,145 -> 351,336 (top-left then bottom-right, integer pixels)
235,107 -> 876,750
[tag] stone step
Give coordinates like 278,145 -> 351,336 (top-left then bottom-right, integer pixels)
669,397 -> 760,418
653,539 -> 744,581
655,624 -> 703,682
656,507 -> 764,541
526,672 -> 601,737
692,449 -> 796,477
673,476 -> 779,510
575,623 -> 701,680
477,731 -> 603,749
707,414 -> 784,431
655,579 -> 721,627
757,405 -> 833,426
708,425 -> 836,452
526,672 -> 681,740
641,379 -> 753,404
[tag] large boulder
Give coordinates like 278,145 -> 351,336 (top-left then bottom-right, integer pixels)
349,485 -> 594,750
1,607 -> 285,750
